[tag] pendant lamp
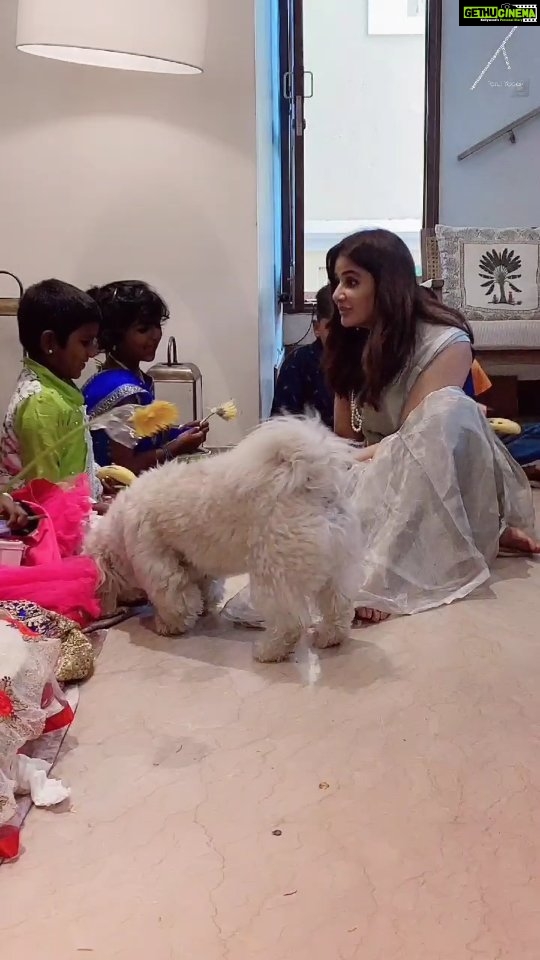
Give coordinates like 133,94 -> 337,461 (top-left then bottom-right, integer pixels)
16,0 -> 207,75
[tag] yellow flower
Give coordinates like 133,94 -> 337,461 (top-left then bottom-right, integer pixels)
131,400 -> 179,438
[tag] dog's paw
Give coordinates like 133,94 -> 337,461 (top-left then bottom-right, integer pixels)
253,639 -> 293,663
151,616 -> 186,637
253,649 -> 291,664
311,626 -> 346,650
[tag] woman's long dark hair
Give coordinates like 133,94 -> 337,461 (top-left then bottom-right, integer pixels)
324,230 -> 472,406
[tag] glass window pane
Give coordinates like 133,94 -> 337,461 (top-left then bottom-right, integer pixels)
303,0 -> 426,297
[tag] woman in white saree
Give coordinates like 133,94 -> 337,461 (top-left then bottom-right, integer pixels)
225,230 -> 538,628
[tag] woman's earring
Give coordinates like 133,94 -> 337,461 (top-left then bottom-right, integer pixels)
48,349 -> 54,355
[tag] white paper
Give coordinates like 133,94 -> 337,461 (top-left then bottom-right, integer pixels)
12,755 -> 71,807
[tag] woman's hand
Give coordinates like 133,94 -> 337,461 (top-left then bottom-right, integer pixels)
356,443 -> 379,463
0,493 -> 30,532
165,422 -> 210,458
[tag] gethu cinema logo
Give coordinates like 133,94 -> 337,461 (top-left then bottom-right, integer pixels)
463,5 -> 537,19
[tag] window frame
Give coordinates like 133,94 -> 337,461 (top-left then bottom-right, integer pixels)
278,0 -> 443,313
423,0 -> 442,230
278,0 -> 305,313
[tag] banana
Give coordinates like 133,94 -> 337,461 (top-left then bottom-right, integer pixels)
488,417 -> 521,438
96,464 -> 137,487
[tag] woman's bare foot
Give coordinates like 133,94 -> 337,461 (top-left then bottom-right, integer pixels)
499,526 -> 540,555
354,607 -> 391,624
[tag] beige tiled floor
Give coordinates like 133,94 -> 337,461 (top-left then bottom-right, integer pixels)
3,557 -> 540,958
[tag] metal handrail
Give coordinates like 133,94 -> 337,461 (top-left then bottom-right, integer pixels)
457,104 -> 540,161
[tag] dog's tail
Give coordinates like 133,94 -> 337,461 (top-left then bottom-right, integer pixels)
235,414 -> 359,497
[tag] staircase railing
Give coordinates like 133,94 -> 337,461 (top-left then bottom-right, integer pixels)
457,104 -> 540,161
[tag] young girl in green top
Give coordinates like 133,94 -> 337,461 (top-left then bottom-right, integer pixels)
0,279 -> 101,498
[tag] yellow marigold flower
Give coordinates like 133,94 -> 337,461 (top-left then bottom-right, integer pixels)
132,400 -> 179,438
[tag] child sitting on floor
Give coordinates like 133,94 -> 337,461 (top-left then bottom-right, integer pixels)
83,280 -> 208,472
0,279 -> 101,499
271,284 -> 334,428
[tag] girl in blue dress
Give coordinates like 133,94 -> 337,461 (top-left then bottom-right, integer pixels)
83,281 -> 208,472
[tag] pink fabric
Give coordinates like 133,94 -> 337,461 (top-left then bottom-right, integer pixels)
0,558 -> 101,625
0,476 -> 101,625
15,475 -> 91,563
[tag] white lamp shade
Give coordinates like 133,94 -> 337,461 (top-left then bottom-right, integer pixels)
16,0 -> 208,75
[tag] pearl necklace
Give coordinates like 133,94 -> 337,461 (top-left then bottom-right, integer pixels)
350,393 -> 363,434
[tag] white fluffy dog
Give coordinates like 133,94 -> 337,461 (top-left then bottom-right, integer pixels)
85,416 -> 362,662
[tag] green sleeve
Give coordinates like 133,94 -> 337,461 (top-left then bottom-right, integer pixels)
15,392 -> 65,483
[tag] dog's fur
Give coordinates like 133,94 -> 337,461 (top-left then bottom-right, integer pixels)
85,416 -> 362,661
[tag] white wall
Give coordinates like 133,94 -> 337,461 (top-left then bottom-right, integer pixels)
440,14 -> 540,226
0,0 -> 278,445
